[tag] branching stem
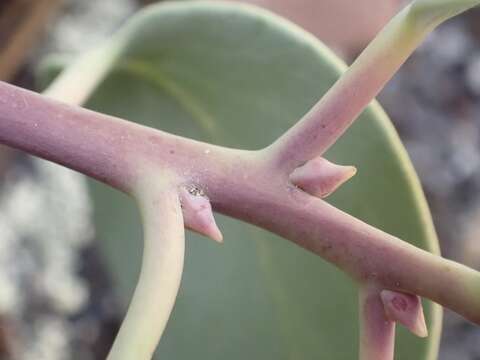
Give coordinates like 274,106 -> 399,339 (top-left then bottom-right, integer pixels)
1,80 -> 479,324
1,1 -> 480,359
270,0 -> 480,169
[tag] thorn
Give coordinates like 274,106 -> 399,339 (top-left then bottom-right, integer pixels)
289,157 -> 356,198
179,187 -> 223,243
380,290 -> 428,338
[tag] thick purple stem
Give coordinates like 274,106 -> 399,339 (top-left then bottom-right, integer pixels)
0,81 -> 243,193
0,81 -> 137,191
206,163 -> 480,325
1,79 -> 480,325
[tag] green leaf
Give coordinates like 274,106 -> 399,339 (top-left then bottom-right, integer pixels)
38,2 -> 442,359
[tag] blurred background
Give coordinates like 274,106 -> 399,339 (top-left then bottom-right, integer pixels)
1,0 -> 480,359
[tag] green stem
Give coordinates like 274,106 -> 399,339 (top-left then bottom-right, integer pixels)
107,179 -> 185,360
43,40 -> 123,106
271,0 -> 480,169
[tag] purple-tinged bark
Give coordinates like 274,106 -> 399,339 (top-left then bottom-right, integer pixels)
210,168 -> 480,325
2,78 -> 479,326
0,81 -> 136,191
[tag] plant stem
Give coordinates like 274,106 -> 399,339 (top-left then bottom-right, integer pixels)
271,0 -> 480,169
1,3 -> 480,357
358,286 -> 395,360
0,81 -> 137,190
1,77 -> 479,326
43,40 -> 123,106
107,180 -> 185,360
208,169 -> 480,325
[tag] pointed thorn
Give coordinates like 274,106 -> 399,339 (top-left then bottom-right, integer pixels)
179,187 -> 223,243
289,157 -> 356,198
380,290 -> 428,338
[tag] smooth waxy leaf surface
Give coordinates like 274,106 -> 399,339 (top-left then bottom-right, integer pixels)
39,2 -> 441,359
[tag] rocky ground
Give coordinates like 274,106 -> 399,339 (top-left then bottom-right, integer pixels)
2,0 -> 480,358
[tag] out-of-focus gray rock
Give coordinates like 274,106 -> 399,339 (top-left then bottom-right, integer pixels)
0,0 -> 137,359
0,158 -> 91,359
466,52 -> 480,96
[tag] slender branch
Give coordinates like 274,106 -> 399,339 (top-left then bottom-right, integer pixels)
107,179 -> 185,360
358,285 -> 395,360
43,40 -> 123,106
270,0 -> 480,169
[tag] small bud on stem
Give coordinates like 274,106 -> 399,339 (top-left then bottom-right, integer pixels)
180,186 -> 223,243
381,290 -> 428,338
289,157 -> 356,198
